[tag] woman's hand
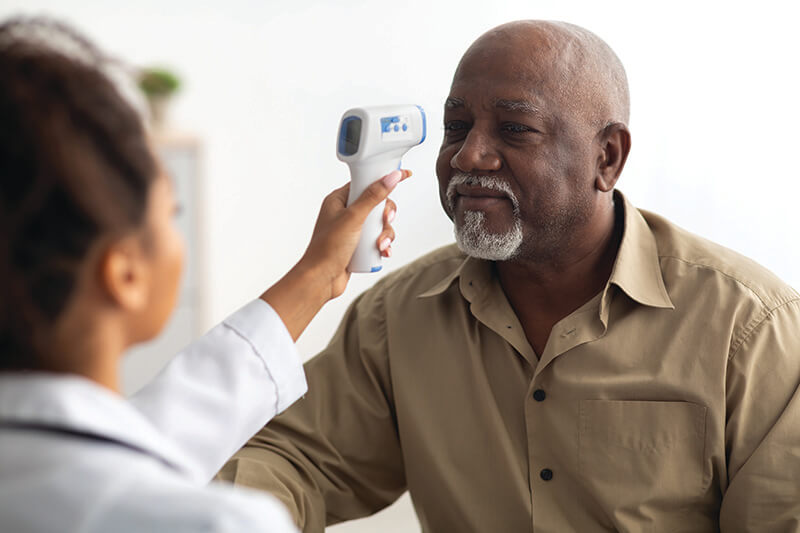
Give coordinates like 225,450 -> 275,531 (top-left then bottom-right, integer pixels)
261,169 -> 412,341
301,169 -> 411,299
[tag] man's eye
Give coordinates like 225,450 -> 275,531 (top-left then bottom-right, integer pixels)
444,120 -> 470,133
502,122 -> 537,134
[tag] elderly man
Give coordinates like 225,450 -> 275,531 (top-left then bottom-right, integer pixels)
219,21 -> 800,532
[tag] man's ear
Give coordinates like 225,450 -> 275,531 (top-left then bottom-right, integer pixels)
595,122 -> 631,192
99,236 -> 150,312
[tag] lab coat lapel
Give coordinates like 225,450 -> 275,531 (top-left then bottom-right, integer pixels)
0,374 -> 198,479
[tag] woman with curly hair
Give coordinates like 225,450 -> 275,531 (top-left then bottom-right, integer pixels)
0,17 -> 409,532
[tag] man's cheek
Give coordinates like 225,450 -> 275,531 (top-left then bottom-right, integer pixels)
439,188 -> 455,221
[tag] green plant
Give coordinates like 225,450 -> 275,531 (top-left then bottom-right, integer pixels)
137,67 -> 180,97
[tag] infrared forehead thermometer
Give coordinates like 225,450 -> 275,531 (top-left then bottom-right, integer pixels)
336,104 -> 426,273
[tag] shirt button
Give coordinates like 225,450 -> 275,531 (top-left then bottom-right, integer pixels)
540,468 -> 553,481
533,389 -> 546,402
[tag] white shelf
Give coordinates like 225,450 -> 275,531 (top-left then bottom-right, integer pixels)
121,133 -> 205,395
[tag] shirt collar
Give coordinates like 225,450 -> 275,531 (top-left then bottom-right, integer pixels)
418,190 -> 673,311
608,190 -> 673,310
418,254 -> 490,301
0,372 -> 198,478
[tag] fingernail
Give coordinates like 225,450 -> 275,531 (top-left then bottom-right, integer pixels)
386,246 -> 392,258
379,237 -> 391,251
382,170 -> 403,188
387,209 -> 396,223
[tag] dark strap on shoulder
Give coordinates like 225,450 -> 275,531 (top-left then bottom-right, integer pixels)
0,420 -> 174,468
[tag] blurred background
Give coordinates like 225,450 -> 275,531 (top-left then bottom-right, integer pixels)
1,1 -> 798,531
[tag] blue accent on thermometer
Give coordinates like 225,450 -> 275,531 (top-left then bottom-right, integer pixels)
338,116 -> 361,156
416,105 -> 427,144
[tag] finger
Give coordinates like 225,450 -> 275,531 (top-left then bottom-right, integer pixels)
324,182 -> 351,209
347,169 -> 412,223
377,226 -> 396,253
315,183 -> 350,228
383,198 -> 397,224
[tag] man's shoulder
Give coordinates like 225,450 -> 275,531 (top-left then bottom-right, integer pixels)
639,208 -> 799,310
371,243 -> 466,297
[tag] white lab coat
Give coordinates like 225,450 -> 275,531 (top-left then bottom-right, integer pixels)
0,299 -> 306,532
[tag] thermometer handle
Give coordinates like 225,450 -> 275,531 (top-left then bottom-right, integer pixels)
347,159 -> 401,272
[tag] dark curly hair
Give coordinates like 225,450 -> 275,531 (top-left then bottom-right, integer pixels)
0,18 -> 157,370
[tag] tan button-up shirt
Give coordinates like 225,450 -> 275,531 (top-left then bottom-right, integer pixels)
220,192 -> 800,532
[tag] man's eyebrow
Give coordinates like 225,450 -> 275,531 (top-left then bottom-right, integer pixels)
444,97 -> 465,109
494,98 -> 541,115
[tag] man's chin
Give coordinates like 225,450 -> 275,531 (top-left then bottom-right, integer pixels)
456,243 -> 519,262
454,203 -> 514,229
454,212 -> 523,261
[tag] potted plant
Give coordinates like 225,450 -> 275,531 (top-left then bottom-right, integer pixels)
138,67 -> 180,129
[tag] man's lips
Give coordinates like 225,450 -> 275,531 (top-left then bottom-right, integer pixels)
454,184 -> 510,199
453,184 -> 512,212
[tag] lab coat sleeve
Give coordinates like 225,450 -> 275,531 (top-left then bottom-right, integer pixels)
217,285 -> 406,532
130,299 -> 307,484
88,477 -> 301,533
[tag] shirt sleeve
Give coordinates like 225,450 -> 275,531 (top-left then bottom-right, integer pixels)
130,299 -> 307,484
216,287 -> 407,533
720,298 -> 800,531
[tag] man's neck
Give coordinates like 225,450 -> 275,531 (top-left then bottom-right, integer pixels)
495,198 -> 623,356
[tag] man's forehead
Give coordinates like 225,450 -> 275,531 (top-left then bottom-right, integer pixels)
450,43 -> 565,111
454,48 -> 554,85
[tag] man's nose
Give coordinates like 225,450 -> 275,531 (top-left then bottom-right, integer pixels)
450,128 -> 502,173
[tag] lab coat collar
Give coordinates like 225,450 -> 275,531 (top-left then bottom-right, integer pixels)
0,372 -> 198,478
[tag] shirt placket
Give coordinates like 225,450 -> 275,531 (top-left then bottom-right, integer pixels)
525,306 -> 606,531
467,273 -> 608,531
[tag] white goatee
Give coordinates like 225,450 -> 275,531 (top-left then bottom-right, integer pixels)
446,172 -> 523,261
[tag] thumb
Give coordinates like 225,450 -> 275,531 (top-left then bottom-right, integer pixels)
346,170 -> 412,223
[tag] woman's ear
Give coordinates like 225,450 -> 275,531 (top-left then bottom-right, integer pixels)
98,235 -> 151,312
595,122 -> 631,192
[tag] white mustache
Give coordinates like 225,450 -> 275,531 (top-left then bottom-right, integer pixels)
446,172 -> 520,215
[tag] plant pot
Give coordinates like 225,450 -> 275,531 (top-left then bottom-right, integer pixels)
147,94 -> 171,130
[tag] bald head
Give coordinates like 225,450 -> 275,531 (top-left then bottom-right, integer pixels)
456,20 -> 630,129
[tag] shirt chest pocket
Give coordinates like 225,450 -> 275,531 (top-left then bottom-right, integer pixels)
578,400 -> 708,517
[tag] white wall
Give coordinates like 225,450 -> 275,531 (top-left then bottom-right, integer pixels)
2,0 -> 798,531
